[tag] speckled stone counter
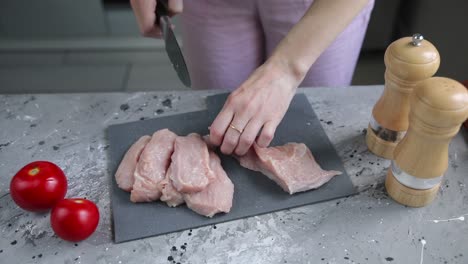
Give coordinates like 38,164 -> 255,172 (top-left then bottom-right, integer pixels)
1,86 -> 467,264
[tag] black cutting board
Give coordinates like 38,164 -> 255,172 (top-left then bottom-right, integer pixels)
106,93 -> 356,243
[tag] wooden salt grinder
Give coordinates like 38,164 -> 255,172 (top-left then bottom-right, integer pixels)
366,34 -> 440,159
386,77 -> 468,207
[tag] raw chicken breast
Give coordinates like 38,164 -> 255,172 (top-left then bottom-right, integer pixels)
238,143 -> 341,194
115,135 -> 151,192
184,152 -> 234,217
159,165 -> 184,207
131,129 -> 177,202
169,133 -> 215,193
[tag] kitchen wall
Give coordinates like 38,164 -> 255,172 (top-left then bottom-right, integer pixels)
0,0 -> 181,40
360,0 -> 467,81
395,0 -> 467,81
0,0 -> 109,39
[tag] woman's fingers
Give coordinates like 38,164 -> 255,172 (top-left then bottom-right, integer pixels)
220,126 -> 240,155
257,120 -> 279,148
209,107 -> 234,147
130,0 -> 161,37
234,119 -> 263,156
168,0 -> 184,16
130,0 -> 184,37
220,114 -> 249,155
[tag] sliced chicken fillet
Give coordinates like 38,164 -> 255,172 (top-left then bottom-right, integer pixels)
238,143 -> 341,194
115,135 -> 151,192
159,165 -> 184,207
184,151 -> 234,217
131,129 -> 177,202
169,133 -> 215,193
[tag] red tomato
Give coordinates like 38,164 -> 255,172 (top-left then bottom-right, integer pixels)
10,161 -> 67,212
50,198 -> 100,242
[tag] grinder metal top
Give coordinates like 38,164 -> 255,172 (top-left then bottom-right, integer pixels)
387,33 -> 439,65
411,33 -> 424,46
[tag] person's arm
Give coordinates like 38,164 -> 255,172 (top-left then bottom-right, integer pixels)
269,0 -> 371,84
210,0 -> 371,156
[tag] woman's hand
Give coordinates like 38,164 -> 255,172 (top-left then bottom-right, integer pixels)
209,60 -> 302,156
130,0 -> 183,38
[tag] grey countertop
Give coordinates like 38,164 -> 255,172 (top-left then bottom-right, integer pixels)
0,86 -> 467,264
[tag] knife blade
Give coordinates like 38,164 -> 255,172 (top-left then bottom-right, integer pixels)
156,0 -> 191,88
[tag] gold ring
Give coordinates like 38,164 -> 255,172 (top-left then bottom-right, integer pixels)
229,124 -> 243,134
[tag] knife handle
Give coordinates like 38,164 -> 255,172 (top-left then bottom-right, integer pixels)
155,0 -> 170,25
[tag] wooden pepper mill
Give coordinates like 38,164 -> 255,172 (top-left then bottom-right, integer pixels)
366,34 -> 440,159
385,77 -> 468,207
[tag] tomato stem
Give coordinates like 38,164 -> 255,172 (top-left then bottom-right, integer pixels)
28,167 -> 40,176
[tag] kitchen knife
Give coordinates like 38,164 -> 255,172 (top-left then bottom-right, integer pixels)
156,0 -> 191,88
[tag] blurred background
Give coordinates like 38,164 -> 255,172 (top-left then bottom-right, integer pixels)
0,0 -> 466,94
